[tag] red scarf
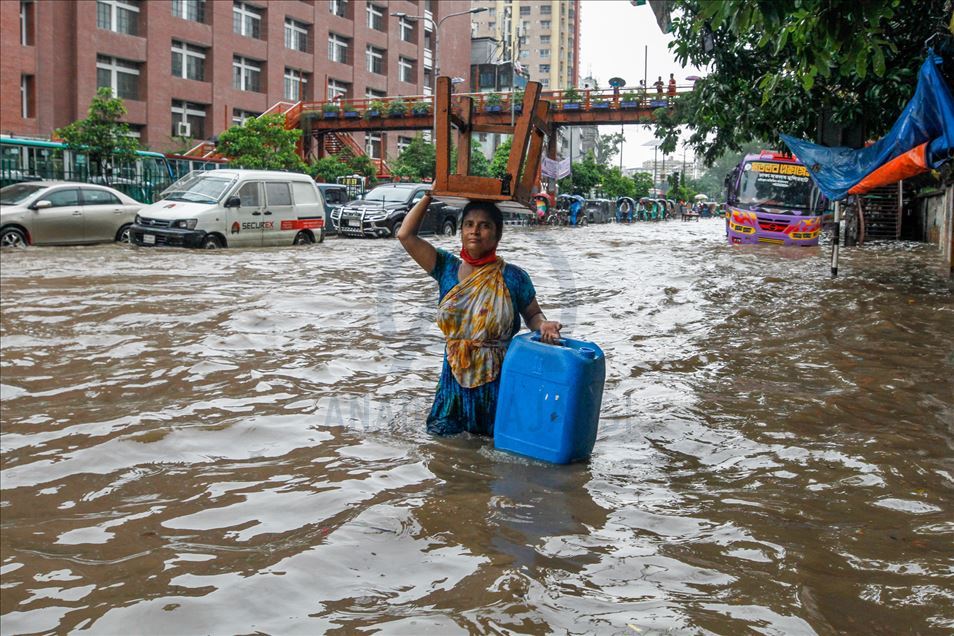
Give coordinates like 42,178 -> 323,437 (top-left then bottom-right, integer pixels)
460,246 -> 497,267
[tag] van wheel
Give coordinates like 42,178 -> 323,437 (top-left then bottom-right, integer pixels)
1,227 -> 28,248
294,231 -> 313,245
441,219 -> 456,236
116,224 -> 132,243
201,235 -> 222,249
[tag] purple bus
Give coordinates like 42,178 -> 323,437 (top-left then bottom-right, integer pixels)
724,151 -> 826,246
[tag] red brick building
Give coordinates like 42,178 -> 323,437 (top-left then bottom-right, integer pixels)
0,0 -> 473,159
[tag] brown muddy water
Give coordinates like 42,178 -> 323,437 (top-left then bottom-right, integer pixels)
1,219 -> 952,635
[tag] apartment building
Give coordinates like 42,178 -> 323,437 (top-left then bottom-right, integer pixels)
0,0 -> 472,159
469,0 -> 579,92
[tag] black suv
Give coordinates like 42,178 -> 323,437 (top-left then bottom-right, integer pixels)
316,184 -> 349,236
332,183 -> 460,238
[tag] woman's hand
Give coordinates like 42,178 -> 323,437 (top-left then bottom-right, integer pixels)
538,320 -> 562,344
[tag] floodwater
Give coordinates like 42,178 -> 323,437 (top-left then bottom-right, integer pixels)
1,219 -> 952,635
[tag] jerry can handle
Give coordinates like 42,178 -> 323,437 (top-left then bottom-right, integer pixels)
530,332 -> 566,346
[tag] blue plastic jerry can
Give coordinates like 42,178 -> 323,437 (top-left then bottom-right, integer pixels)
494,332 -> 606,464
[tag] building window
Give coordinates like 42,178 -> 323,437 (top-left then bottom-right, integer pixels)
487,7 -> 496,17
172,0 -> 205,23
519,50 -> 529,59
399,17 -> 415,42
366,2 -> 384,31
329,0 -> 348,18
171,100 -> 206,139
365,88 -> 385,100
327,79 -> 350,100
542,78 -> 549,88
232,109 -> 259,125
540,4 -> 551,15
397,136 -> 413,153
171,41 -> 206,81
539,49 -> 550,58
19,1 -> 35,46
20,75 -> 35,118
540,35 -> 550,45
233,56 -> 262,92
284,68 -> 308,101
364,133 -> 381,159
328,33 -> 350,63
541,20 -> 550,30
233,1 -> 262,39
399,56 -> 415,83
366,46 -> 384,75
285,18 -> 309,52
519,5 -> 530,16
96,54 -> 140,100
487,21 -> 495,31
97,0 -> 139,36
539,64 -> 550,73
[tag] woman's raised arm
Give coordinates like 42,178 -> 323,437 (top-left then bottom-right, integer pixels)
397,192 -> 437,273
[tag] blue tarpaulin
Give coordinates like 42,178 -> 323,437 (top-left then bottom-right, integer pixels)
781,50 -> 954,201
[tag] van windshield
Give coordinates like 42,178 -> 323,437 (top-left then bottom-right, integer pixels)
160,172 -> 237,203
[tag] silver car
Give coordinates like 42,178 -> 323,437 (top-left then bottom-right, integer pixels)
0,182 -> 143,247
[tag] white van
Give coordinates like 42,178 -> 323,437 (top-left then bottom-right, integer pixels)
130,170 -> 325,248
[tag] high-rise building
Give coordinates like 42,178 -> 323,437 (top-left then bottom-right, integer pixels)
469,0 -> 580,92
0,0 -> 473,160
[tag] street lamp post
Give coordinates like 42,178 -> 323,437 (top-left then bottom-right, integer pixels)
391,7 -> 485,145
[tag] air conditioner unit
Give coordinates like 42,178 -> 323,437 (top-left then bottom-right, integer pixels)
176,121 -> 192,137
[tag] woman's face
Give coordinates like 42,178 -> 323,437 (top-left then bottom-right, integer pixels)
461,209 -> 499,259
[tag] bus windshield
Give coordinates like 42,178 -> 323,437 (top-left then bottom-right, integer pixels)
738,161 -> 813,210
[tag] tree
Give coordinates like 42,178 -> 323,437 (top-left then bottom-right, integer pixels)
593,132 -> 625,166
558,151 -> 603,196
631,172 -> 654,198
490,137 -> 513,178
601,167 -> 636,199
217,114 -> 306,172
655,0 -> 947,164
55,87 -> 140,184
310,156 -> 352,183
390,134 -> 435,180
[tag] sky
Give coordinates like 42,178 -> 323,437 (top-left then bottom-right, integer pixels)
578,0 -> 702,170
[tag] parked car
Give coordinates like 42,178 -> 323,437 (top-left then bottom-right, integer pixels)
129,169 -> 326,249
0,181 -> 143,247
316,183 -> 350,237
584,198 -> 614,224
332,183 -> 460,238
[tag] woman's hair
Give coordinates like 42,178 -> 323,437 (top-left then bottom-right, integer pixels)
461,201 -> 504,240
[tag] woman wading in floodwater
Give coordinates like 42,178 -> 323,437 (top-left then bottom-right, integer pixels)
398,194 -> 562,436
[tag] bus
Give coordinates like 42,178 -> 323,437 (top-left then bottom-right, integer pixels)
0,136 -> 174,203
165,153 -> 229,181
724,150 -> 826,246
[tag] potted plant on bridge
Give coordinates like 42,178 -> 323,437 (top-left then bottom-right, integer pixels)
365,100 -> 386,119
591,95 -> 609,109
343,103 -> 360,119
620,91 -> 639,108
484,93 -> 503,112
322,102 -> 340,119
387,99 -> 407,117
510,88 -> 525,113
410,100 -> 430,116
562,87 -> 582,110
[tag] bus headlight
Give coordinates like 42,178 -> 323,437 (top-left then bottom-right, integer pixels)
174,219 -> 198,230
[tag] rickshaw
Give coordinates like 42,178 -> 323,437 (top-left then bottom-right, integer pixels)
552,194 -> 586,226
636,197 -> 652,221
615,196 -> 636,223
531,193 -> 552,225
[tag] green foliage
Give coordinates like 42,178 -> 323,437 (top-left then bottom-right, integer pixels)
365,100 -> 387,118
216,113 -> 306,172
666,170 -> 695,201
54,87 -> 140,183
601,167 -> 636,198
387,99 -> 407,116
511,88 -> 525,107
485,92 -> 502,107
621,91 -> 639,102
563,86 -> 582,103
309,156 -> 352,183
656,0 -> 943,163
410,100 -> 430,114
450,145 -> 493,177
594,132 -> 625,166
390,134 -> 435,180
490,137 -> 513,179
322,102 -> 339,113
631,172 -> 654,198
558,152 -> 602,195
